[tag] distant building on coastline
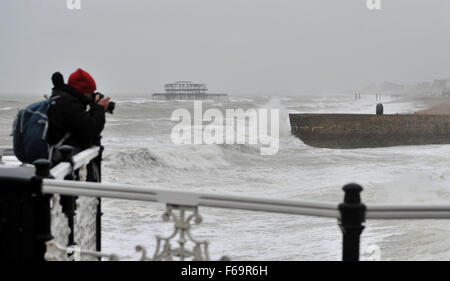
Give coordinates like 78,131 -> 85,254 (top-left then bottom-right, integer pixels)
152,81 -> 228,101
432,79 -> 450,96
362,79 -> 450,96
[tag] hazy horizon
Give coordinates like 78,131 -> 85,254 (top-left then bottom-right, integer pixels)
1,0 -> 450,97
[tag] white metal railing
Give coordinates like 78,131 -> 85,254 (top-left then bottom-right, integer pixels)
42,178 -> 450,220
45,146 -> 101,261
40,145 -> 450,261
7,144 -> 450,260
50,146 -> 100,179
0,146 -> 14,164
0,146 -> 14,155
45,241 -> 119,261
366,205 -> 450,219
0,146 -> 103,260
42,179 -> 340,218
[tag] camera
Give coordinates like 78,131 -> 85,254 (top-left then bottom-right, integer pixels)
92,92 -> 115,114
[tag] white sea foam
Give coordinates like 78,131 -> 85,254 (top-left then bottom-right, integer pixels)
3,94 -> 449,260
96,94 -> 450,260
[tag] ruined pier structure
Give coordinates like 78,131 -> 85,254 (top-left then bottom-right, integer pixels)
152,81 -> 228,101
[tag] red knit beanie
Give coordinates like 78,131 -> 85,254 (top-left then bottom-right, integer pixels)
68,68 -> 97,94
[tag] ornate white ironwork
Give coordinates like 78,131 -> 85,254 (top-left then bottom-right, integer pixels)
44,204 -> 230,261
74,196 -> 99,261
45,193 -> 99,261
151,205 -> 210,261
72,164 -> 99,260
45,241 -> 119,261
45,194 -> 71,261
45,163 -> 100,261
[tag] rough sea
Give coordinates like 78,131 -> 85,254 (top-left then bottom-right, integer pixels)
2,94 -> 450,261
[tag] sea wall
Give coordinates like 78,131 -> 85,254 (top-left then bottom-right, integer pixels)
289,114 -> 450,148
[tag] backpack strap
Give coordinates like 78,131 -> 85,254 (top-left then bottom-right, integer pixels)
56,132 -> 71,147
44,94 -> 61,104
48,132 -> 71,161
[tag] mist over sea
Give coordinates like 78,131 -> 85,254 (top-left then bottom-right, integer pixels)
2,94 -> 450,260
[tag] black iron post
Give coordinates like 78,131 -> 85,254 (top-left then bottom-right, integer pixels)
34,159 -> 52,177
58,145 -> 77,247
33,159 -> 54,261
95,145 -> 104,255
58,145 -> 75,175
339,183 -> 366,261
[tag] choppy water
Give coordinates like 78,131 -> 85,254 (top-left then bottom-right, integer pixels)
2,94 -> 450,260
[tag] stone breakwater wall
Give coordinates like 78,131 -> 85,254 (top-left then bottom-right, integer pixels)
289,114 -> 450,148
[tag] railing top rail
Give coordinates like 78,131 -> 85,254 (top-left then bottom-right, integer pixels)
41,177 -> 450,220
365,204 -> 450,219
367,204 -> 450,211
0,145 -> 99,170
0,146 -> 14,156
50,146 -> 100,179
42,179 -> 340,218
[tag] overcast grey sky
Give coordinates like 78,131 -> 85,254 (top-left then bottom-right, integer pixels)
1,0 -> 450,96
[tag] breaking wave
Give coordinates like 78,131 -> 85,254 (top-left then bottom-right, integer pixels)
103,144 -> 231,171
103,147 -> 159,169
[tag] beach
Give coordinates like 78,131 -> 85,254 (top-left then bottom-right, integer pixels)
415,96 -> 450,115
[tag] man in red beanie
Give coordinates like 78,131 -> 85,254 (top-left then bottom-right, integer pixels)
67,68 -> 111,109
68,68 -> 98,94
47,68 -> 111,158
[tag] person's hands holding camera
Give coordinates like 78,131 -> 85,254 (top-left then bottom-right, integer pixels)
97,96 -> 111,112
92,92 -> 115,114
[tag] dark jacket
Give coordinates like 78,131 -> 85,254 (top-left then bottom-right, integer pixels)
47,85 -> 105,150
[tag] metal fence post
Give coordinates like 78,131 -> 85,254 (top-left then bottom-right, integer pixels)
58,145 -> 77,247
33,159 -> 54,261
339,183 -> 366,261
95,145 -> 104,256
